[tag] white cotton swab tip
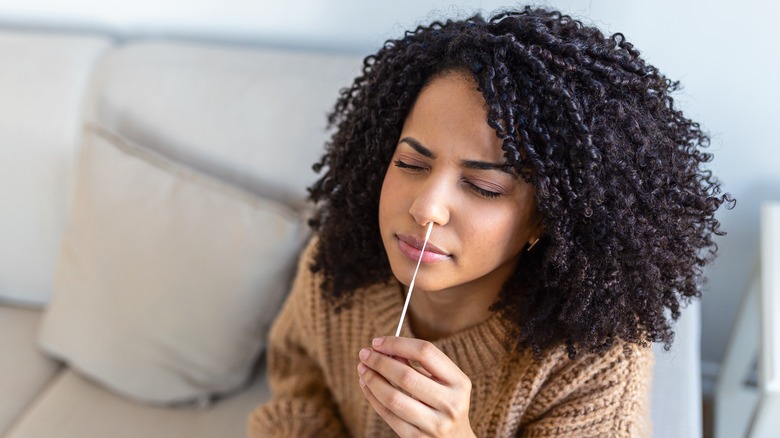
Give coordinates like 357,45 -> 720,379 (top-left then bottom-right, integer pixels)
394,221 -> 434,337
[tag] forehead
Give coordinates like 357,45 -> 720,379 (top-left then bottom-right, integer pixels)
402,73 -> 503,160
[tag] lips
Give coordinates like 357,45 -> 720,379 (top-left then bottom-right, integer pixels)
396,233 -> 451,263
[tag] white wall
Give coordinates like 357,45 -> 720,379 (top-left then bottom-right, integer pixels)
1,0 -> 778,371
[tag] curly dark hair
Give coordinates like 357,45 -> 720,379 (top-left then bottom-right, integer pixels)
307,6 -> 733,359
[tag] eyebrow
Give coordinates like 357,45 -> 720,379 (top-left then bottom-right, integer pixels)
398,136 -> 515,175
399,137 -> 436,158
461,160 -> 515,175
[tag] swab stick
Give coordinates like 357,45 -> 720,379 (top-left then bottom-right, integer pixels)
395,221 -> 434,337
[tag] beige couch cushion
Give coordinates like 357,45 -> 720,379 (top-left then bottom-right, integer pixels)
0,304 -> 61,435
39,125 -> 306,404
0,31 -> 111,306
5,367 -> 270,438
83,41 -> 362,211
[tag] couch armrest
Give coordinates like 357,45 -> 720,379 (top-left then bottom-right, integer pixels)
651,300 -> 702,438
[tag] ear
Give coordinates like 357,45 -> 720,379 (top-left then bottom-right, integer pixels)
526,215 -> 545,251
527,236 -> 541,251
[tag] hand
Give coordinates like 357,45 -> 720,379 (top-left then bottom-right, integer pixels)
357,336 -> 476,438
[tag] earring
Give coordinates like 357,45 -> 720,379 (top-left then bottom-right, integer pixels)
527,237 -> 540,252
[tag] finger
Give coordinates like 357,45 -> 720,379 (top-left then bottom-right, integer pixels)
358,371 -> 421,437
360,347 -> 443,409
358,361 -> 437,429
371,336 -> 467,387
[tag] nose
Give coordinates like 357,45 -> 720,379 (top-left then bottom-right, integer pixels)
408,177 -> 451,227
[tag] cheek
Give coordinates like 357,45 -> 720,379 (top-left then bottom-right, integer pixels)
476,206 -> 519,235
469,203 -> 532,255
379,168 -> 401,227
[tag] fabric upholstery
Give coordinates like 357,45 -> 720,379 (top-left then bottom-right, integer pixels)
5,367 -> 270,438
650,300 -> 703,438
82,41 -> 362,211
39,125 -> 306,404
0,31 -> 111,305
0,304 -> 61,435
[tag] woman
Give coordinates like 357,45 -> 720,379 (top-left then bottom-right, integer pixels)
249,6 -> 732,437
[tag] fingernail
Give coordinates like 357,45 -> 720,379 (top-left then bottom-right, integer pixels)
359,378 -> 366,388
359,348 -> 370,361
372,337 -> 385,348
357,363 -> 367,376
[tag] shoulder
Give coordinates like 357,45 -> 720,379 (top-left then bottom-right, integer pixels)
517,342 -> 654,436
275,236 -> 323,328
297,234 -> 320,278
549,341 -> 654,389
519,342 -> 653,431
522,341 -> 654,413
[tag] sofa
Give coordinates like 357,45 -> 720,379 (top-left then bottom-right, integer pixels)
0,28 -> 702,438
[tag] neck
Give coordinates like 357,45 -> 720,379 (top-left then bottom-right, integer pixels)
408,285 -> 499,341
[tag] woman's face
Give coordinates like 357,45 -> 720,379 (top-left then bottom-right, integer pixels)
379,73 -> 541,297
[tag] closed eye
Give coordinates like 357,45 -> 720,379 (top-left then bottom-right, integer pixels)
394,159 -> 426,172
395,159 -> 502,199
465,181 -> 502,199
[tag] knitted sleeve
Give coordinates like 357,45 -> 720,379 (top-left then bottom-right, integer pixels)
520,343 -> 654,438
247,239 -> 349,438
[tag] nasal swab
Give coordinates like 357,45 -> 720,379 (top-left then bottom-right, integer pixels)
395,221 -> 434,337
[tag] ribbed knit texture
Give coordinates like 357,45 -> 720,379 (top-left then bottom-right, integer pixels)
248,240 -> 654,437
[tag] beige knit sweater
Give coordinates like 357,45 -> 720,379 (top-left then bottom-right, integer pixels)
248,240 -> 653,437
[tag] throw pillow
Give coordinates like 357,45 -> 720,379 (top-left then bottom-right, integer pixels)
39,124 -> 307,404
